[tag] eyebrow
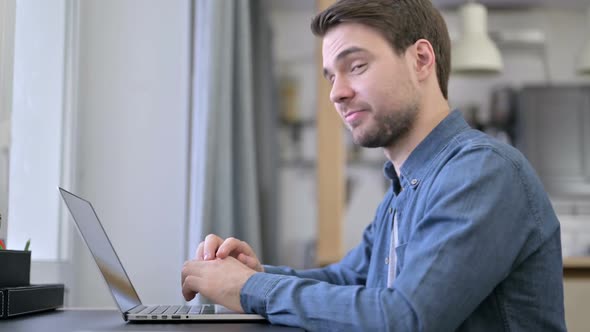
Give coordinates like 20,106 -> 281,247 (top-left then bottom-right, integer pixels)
323,46 -> 368,80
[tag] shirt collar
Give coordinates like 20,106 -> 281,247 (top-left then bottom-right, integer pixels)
383,110 -> 470,190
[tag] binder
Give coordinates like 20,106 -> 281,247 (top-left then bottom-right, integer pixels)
0,284 -> 64,319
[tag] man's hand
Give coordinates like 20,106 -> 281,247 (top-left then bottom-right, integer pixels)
196,234 -> 264,272
181,256 -> 257,313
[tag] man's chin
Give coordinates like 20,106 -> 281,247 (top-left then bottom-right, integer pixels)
352,134 -> 381,148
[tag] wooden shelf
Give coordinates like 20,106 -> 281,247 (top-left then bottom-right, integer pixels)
563,257 -> 590,278
564,257 -> 590,268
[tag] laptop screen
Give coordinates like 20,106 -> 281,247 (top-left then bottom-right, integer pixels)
59,188 -> 142,313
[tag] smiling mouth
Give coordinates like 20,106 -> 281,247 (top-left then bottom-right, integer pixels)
345,110 -> 364,118
344,110 -> 367,124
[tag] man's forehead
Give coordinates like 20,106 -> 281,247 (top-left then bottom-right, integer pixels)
322,24 -> 363,53
322,23 -> 384,60
323,34 -> 380,73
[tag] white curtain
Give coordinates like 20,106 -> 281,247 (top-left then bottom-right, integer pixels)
188,0 -> 279,264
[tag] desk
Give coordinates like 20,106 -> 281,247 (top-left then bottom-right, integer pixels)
0,308 -> 303,332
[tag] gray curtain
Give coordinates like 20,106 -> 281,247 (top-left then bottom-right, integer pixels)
188,0 -> 279,265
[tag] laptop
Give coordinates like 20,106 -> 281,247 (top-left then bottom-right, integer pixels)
58,187 -> 265,322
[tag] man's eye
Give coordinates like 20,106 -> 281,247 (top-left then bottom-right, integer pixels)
351,63 -> 367,73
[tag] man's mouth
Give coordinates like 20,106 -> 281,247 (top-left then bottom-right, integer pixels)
345,110 -> 367,124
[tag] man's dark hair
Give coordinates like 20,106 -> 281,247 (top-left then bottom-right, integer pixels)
311,0 -> 451,99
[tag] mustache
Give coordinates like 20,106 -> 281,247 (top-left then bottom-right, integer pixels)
338,102 -> 371,114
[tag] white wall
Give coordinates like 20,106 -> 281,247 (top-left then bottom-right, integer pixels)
69,0 -> 191,307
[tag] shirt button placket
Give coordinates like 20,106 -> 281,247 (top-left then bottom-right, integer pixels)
386,207 -> 394,267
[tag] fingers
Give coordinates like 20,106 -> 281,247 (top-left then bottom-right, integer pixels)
181,260 -> 202,301
237,253 -> 264,272
182,276 -> 198,301
181,262 -> 194,300
236,253 -> 255,269
217,237 -> 253,259
203,234 -> 224,260
194,234 -> 260,272
195,242 -> 205,260
181,261 -> 194,290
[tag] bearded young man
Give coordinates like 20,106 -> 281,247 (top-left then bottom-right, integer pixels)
181,1 -> 567,330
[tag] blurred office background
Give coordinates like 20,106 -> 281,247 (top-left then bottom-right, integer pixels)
0,0 -> 589,330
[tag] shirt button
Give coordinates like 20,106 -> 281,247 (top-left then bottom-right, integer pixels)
388,207 -> 393,215
385,257 -> 389,265
410,179 -> 419,186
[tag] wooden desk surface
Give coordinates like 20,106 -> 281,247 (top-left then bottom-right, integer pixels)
0,308 -> 303,332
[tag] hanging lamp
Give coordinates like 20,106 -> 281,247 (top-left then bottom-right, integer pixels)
451,0 -> 503,74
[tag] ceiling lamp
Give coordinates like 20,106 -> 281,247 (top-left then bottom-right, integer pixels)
451,1 -> 503,74
577,7 -> 590,74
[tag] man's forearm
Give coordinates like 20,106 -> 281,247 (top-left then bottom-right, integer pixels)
263,264 -> 366,285
240,272 -> 419,331
263,265 -> 336,282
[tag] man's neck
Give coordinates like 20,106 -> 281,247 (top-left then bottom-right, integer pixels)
384,101 -> 450,176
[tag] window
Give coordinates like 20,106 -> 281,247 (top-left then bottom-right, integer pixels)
7,0 -> 75,261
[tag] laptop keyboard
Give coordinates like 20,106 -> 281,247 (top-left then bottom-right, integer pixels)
133,304 -> 216,316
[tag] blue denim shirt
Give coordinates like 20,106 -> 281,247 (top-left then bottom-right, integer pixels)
240,110 -> 566,331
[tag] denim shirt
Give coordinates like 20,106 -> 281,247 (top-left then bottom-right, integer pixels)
240,110 -> 566,331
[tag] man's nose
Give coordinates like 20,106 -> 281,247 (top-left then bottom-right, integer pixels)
329,76 -> 355,104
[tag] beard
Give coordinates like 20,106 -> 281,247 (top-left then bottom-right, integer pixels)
351,100 -> 419,148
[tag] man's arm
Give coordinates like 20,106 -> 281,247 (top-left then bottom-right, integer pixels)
263,221 -> 375,285
185,214 -> 376,306
240,147 -> 548,331
241,273 -> 417,330
199,206 -> 382,285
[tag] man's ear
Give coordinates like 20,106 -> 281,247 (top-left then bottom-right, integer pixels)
413,39 -> 436,82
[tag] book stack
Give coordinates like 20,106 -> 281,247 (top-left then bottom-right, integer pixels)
0,249 -> 64,319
